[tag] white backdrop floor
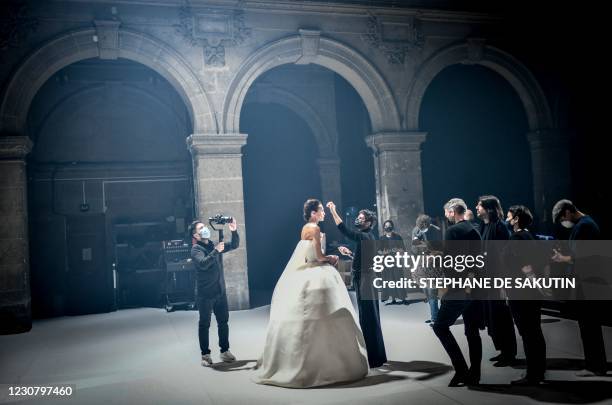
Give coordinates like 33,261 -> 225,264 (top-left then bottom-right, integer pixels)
1,296 -> 611,405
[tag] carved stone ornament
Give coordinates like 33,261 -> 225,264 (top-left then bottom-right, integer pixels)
361,13 -> 424,65
174,3 -> 251,67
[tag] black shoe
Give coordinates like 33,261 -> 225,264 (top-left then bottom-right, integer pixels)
448,372 -> 468,387
489,353 -> 503,362
493,357 -> 518,367
511,376 -> 543,386
465,370 -> 480,386
425,319 -> 432,323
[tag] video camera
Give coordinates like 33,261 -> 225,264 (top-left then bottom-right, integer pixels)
208,214 -> 233,227
208,214 -> 233,241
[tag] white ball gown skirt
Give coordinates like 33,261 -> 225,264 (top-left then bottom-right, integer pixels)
254,240 -> 369,388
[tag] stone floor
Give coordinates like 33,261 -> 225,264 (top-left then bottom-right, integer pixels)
1,296 -> 611,405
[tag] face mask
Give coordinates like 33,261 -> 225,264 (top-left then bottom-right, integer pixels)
561,220 -> 574,229
354,217 -> 364,228
384,226 -> 393,233
199,226 -> 211,239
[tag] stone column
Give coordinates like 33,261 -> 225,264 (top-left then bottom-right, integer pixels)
527,129 -> 571,231
0,136 -> 33,334
316,156 -> 343,243
187,134 -> 249,310
366,132 -> 427,239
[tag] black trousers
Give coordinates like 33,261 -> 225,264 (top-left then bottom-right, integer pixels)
574,301 -> 608,373
354,271 -> 388,367
509,300 -> 546,380
486,300 -> 517,358
432,299 -> 483,379
197,293 -> 229,355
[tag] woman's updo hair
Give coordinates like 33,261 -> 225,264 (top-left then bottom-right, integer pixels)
303,198 -> 322,221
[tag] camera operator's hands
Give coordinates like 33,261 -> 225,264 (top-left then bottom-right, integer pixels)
215,242 -> 225,253
229,218 -> 237,232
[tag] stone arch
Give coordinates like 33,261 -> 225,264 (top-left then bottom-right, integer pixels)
242,85 -> 337,157
0,27 -> 217,136
223,33 -> 401,135
32,83 -> 189,143
405,41 -> 553,132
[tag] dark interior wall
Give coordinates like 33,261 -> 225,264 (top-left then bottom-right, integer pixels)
489,3 -> 610,237
27,58 -> 193,317
240,102 -> 321,305
420,64 -> 531,228
334,74 -> 376,220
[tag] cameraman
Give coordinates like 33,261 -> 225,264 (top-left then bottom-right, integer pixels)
189,217 -> 239,367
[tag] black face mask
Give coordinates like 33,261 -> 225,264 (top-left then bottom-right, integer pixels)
354,217 -> 368,229
383,226 -> 393,233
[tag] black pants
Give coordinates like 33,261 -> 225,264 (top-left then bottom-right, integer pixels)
509,300 -> 546,380
574,301 -> 608,373
197,293 -> 229,355
354,271 -> 388,367
486,300 -> 517,359
433,299 -> 483,379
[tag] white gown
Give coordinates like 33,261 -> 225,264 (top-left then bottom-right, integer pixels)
254,239 -> 369,388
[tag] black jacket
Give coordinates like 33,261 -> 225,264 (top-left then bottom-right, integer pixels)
338,222 -> 375,273
190,231 -> 239,298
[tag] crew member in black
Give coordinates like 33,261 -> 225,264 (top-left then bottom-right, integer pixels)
552,199 -> 608,377
189,218 -> 239,367
381,220 -> 405,305
476,195 -> 517,367
432,198 -> 484,387
327,201 -> 388,368
505,205 -> 547,385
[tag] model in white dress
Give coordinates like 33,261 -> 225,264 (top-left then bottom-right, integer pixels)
254,199 -> 369,388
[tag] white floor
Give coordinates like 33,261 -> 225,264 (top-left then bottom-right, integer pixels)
1,297 -> 611,405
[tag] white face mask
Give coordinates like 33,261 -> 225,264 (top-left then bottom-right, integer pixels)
199,226 -> 211,239
561,220 -> 574,229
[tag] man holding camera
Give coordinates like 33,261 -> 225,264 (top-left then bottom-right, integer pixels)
189,217 -> 239,367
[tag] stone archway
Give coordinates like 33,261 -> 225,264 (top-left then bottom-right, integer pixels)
405,41 -> 553,132
0,25 -> 217,136
223,30 -> 401,135
243,85 -> 336,156
0,26 -> 217,331
242,84 -> 343,240
405,40 -> 568,227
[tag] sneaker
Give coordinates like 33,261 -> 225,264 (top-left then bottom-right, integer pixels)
201,354 -> 213,367
220,350 -> 236,363
575,369 -> 607,377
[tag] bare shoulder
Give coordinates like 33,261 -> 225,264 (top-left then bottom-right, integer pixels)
301,223 -> 320,240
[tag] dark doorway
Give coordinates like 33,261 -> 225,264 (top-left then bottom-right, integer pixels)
420,64 -> 532,225
241,103 -> 321,306
65,215 -> 114,315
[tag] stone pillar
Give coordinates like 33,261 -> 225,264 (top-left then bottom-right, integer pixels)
187,134 -> 249,310
0,136 -> 33,334
316,156 -> 343,243
527,129 -> 571,231
366,132 -> 427,239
